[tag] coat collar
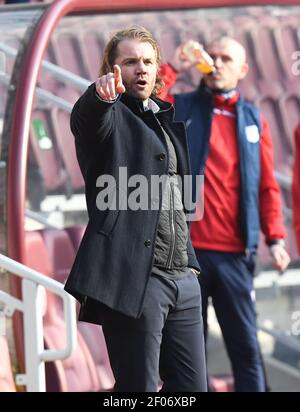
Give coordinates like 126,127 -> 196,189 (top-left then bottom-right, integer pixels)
120,93 -> 175,120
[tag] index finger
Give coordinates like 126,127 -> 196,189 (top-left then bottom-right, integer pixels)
114,65 -> 122,83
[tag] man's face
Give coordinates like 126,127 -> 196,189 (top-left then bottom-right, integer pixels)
114,39 -> 158,101
203,39 -> 248,92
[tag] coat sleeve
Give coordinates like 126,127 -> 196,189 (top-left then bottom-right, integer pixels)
292,124 -> 300,254
158,63 -> 177,104
70,83 -> 118,145
259,114 -> 286,242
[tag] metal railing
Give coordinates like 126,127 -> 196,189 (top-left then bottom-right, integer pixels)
0,253 -> 77,392
25,208 -> 63,230
0,42 -> 89,93
0,70 -> 73,113
259,323 -> 300,353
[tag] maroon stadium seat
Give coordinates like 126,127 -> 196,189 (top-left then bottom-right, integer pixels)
256,94 -> 288,170
76,322 -> 115,391
50,106 -> 84,191
47,85 -> 84,192
51,31 -> 90,79
24,230 -> 101,392
40,228 -> 114,391
273,24 -> 299,82
37,43 -> 61,95
0,336 -> 16,392
77,31 -> 105,81
41,229 -> 75,284
249,17 -> 283,84
278,94 -> 300,152
65,224 -> 115,390
65,224 -> 86,252
209,374 -> 234,392
30,110 -> 67,192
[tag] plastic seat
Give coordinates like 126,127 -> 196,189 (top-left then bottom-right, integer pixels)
249,24 -> 282,85
24,230 -> 101,392
37,44 -> 61,94
65,224 -> 115,390
209,17 -> 234,38
0,336 -> 16,392
40,228 -> 114,391
157,28 -> 181,65
49,88 -> 84,192
256,95 -> 288,169
77,31 -> 105,81
43,314 -> 100,392
77,323 -> 115,391
51,31 -> 90,79
233,30 -> 261,95
278,94 -> 300,152
65,225 -> 86,252
209,374 -> 234,392
273,24 -> 299,82
30,110 -> 67,192
238,80 -> 259,103
41,228 -> 76,284
256,79 -> 283,99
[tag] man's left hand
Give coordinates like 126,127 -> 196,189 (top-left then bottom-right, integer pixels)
269,244 -> 290,272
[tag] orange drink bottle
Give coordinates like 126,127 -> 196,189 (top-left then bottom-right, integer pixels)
182,40 -> 215,74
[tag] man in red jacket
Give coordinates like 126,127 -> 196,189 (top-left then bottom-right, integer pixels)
292,123 -> 300,254
160,36 -> 290,392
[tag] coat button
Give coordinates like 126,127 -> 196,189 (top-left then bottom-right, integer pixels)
157,153 -> 166,160
144,239 -> 151,247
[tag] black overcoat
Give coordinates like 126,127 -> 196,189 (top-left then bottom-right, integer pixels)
64,84 -> 200,319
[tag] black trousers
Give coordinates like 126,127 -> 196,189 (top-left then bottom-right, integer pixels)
195,250 -> 265,392
101,271 -> 207,392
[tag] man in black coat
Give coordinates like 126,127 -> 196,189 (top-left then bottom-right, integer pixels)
64,26 -> 207,392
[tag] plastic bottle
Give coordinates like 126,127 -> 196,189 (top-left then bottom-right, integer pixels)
182,40 -> 215,74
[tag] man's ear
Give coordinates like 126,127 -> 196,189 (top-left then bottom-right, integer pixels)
239,62 -> 249,80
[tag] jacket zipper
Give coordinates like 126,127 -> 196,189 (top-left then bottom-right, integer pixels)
167,182 -> 176,269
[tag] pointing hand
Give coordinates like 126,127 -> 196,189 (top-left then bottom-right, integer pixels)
95,64 -> 126,101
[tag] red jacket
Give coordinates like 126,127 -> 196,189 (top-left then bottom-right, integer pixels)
159,64 -> 286,251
